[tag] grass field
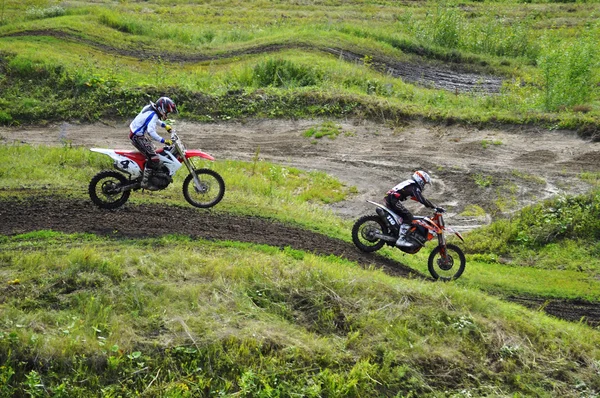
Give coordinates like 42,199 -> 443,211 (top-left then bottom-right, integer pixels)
0,0 -> 599,132
1,0 -> 600,396
1,143 -> 599,396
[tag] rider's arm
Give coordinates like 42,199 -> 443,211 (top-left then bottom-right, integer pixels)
410,186 -> 436,209
147,115 -> 167,143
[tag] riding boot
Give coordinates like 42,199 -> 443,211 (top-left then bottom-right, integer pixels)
141,167 -> 152,189
395,224 -> 412,248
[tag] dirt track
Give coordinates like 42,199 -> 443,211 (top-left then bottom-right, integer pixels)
2,118 -> 600,326
1,195 -> 598,327
5,118 -> 599,229
2,29 -> 503,93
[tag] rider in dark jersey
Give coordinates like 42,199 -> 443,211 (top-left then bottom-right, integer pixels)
385,170 -> 442,247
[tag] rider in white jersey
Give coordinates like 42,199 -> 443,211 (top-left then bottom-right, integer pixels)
129,97 -> 177,188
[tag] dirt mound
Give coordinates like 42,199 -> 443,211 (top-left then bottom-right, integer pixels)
2,29 -> 503,94
0,196 -> 418,279
1,195 -> 598,327
513,150 -> 558,164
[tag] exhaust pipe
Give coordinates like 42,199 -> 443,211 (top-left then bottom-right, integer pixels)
373,233 -> 397,242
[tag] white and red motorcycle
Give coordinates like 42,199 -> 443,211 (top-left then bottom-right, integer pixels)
88,130 -> 225,209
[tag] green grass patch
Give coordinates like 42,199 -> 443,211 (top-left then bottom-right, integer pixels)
1,233 -> 599,397
303,120 -> 343,140
0,0 -> 599,130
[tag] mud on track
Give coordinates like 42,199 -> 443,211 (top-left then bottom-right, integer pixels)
2,29 -> 503,94
0,196 -> 418,279
1,196 -> 598,327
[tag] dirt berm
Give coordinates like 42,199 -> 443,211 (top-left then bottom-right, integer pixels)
1,196 -> 598,327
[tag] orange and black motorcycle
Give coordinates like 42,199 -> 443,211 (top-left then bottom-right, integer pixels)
352,201 -> 466,280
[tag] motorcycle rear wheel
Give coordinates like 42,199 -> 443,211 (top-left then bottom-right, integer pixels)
352,215 -> 388,252
89,170 -> 130,209
428,243 -> 466,281
182,169 -> 225,208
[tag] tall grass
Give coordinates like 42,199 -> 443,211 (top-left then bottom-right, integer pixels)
538,34 -> 598,111
401,4 -> 538,59
252,58 -> 323,88
1,233 -> 599,396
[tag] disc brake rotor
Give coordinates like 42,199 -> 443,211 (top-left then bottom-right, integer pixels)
101,181 -> 119,196
437,255 -> 454,271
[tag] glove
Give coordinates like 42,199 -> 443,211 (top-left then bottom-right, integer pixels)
165,124 -> 172,133
163,139 -> 173,146
435,207 -> 446,213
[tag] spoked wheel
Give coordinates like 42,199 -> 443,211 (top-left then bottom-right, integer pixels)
428,243 -> 466,281
352,215 -> 388,253
88,170 -> 130,209
182,169 -> 225,208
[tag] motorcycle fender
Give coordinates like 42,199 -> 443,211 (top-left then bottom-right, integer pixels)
185,150 -> 215,161
91,148 -> 142,179
445,227 -> 465,242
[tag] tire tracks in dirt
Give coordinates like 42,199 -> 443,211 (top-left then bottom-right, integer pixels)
0,195 -> 598,327
1,29 -> 503,93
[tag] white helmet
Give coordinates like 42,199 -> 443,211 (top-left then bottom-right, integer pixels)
412,170 -> 432,191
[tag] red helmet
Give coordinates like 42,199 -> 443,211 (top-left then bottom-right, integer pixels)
153,97 -> 177,120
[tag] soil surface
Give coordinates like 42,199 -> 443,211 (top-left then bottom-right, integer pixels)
3,29 -> 503,93
1,196 -> 598,327
4,119 -> 599,229
2,119 -> 600,327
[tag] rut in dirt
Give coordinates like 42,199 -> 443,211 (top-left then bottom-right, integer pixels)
2,29 -> 503,94
1,196 -> 598,327
0,196 -> 418,278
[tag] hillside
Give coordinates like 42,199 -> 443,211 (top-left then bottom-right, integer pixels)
1,0 -> 600,396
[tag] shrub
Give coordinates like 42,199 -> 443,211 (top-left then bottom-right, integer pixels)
252,59 -> 322,88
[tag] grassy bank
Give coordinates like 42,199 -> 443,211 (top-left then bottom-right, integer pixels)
0,0 -> 598,134
1,232 -> 599,397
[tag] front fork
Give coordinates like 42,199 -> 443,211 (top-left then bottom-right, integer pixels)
179,145 -> 203,191
437,232 -> 449,261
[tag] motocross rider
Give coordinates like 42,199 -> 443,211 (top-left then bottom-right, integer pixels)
129,97 -> 177,189
385,170 -> 444,248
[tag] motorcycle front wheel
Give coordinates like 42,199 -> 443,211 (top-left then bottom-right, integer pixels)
182,169 -> 225,208
428,243 -> 466,281
89,170 -> 130,209
352,215 -> 388,252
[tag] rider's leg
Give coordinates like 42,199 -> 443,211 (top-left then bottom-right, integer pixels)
385,196 -> 414,247
396,224 -> 412,247
131,135 -> 159,188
